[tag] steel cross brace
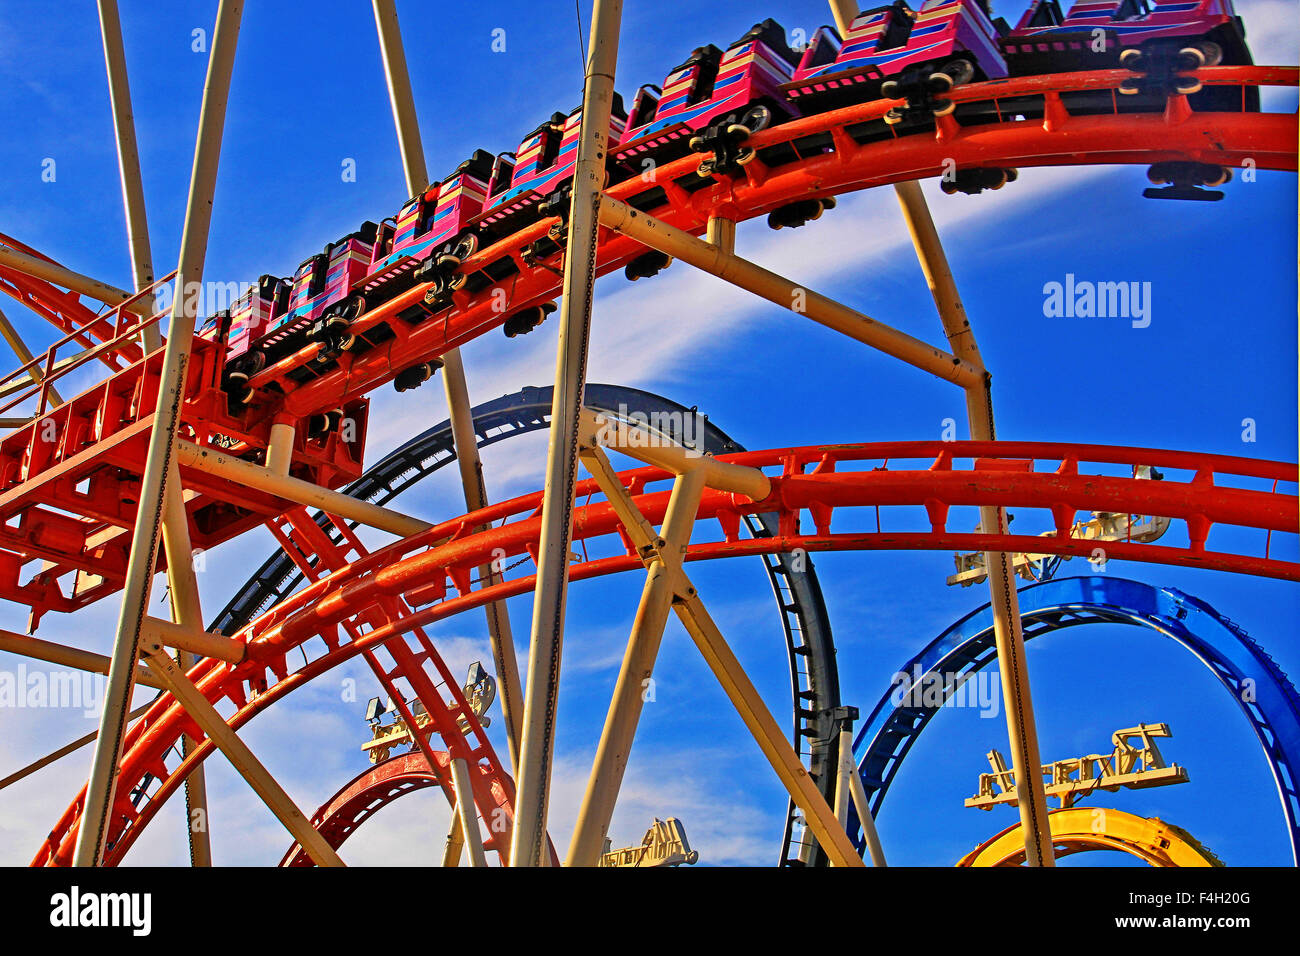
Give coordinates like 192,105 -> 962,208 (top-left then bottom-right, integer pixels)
567,416 -> 863,867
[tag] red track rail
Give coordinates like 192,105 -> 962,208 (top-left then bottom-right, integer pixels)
0,66 -> 1292,622
278,750 -> 447,866
33,440 -> 1296,864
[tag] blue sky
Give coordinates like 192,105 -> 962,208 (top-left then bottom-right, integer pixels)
0,0 -> 1296,867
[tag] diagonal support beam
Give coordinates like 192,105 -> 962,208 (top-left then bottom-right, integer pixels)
891,178 -> 1055,868
371,0 -> 523,774
448,757 -> 488,867
74,0 -> 243,868
176,439 -> 431,537
0,702 -> 153,793
570,432 -> 861,866
512,0 -> 624,867
597,195 -> 983,388
566,465 -> 707,865
140,641 -> 344,866
833,724 -> 886,866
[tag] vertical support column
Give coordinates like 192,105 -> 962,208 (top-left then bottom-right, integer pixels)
97,0 -> 160,352
160,462 -> 213,867
892,178 -> 1054,867
566,468 -> 706,866
511,0 -> 624,868
371,0 -> 523,772
706,215 -> 735,254
74,0 -> 243,868
830,710 -> 886,866
266,418 -> 295,476
448,757 -> 488,868
99,0 -> 214,866
442,814 -> 465,867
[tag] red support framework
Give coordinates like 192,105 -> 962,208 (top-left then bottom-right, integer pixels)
32,439 -> 1296,864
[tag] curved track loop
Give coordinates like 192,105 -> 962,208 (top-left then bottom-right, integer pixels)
210,383 -> 840,868
852,576 -> 1300,864
279,750 -> 448,866
37,440 -> 1296,863
956,808 -> 1223,867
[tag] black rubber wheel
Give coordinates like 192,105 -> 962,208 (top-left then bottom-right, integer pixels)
455,232 -> 479,261
1195,40 -> 1223,67
743,103 -> 773,133
941,58 -> 974,86
928,72 -> 955,94
1203,166 -> 1231,187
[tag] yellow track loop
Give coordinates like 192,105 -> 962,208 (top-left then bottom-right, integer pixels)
957,808 -> 1224,867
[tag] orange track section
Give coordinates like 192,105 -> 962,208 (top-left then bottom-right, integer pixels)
33,440 -> 1297,864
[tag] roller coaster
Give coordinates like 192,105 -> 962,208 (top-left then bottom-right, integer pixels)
0,0 -> 1295,869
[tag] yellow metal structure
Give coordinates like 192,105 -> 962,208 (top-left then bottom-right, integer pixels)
958,808 -> 1224,867
967,723 -> 1188,810
598,818 -> 699,867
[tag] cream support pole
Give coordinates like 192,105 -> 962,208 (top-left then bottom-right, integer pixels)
833,726 -> 886,866
175,439 -> 430,537
371,0 -> 523,772
74,0 -> 244,868
569,432 -> 860,867
511,0 -> 624,868
0,630 -> 163,690
100,0 -> 214,863
706,215 -> 735,254
892,178 -> 1054,867
266,419 -> 295,476
0,245 -> 151,318
448,757 -> 488,867
829,0 -> 859,34
566,467 -> 707,865
824,0 -> 1053,859
0,702 -> 153,793
597,196 -> 982,388
442,815 -> 465,867
141,642 -> 345,867
97,0 -> 160,352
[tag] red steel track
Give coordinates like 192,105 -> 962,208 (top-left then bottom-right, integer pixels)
278,750 -> 448,866
33,441 -> 1297,864
0,66 -> 1293,623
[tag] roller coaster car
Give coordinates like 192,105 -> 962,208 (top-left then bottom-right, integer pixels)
210,273 -> 287,367
784,0 -> 1007,112
259,223 -> 377,356
616,18 -> 802,169
998,0 -> 1253,83
364,149 -> 496,301
483,96 -> 628,229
